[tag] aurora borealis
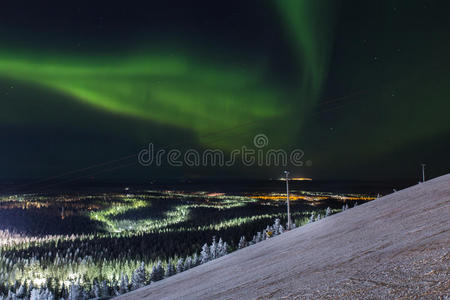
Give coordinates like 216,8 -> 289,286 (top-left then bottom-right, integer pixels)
0,49 -> 288,146
0,0 -> 449,180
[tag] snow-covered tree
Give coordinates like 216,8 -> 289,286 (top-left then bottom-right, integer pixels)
100,280 -> 109,297
15,284 -> 25,298
41,288 -> 54,300
30,288 -> 53,300
118,273 -> 129,294
219,242 -> 228,257
191,253 -> 199,267
200,243 -> 210,264
30,289 -> 40,300
325,207 -> 331,217
255,232 -> 262,243
183,257 -> 192,271
92,282 -> 100,298
60,283 -> 68,300
217,238 -> 224,256
273,219 -> 281,235
81,287 -> 89,299
6,290 -> 15,300
309,213 -> 315,223
210,237 -> 218,260
150,264 -> 158,282
150,261 -> 164,282
68,283 -> 82,300
176,258 -> 184,273
165,262 -> 175,277
28,283 -> 34,298
131,262 -> 146,290
113,286 -> 120,297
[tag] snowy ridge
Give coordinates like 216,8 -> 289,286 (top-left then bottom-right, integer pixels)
118,174 -> 450,299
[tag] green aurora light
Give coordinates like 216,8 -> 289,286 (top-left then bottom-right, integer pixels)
0,0 -> 334,148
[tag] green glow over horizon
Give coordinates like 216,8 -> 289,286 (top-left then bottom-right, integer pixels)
0,0 -> 335,148
0,51 -> 288,146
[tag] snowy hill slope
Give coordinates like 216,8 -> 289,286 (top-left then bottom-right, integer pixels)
118,174 -> 450,299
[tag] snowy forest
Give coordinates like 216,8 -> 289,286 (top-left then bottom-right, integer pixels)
0,189 -> 364,300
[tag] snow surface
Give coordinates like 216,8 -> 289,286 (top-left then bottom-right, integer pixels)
117,174 -> 450,299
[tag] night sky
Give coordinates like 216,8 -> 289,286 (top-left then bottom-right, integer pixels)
0,0 -> 449,181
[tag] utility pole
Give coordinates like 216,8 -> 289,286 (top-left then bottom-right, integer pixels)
421,163 -> 426,182
284,171 -> 292,230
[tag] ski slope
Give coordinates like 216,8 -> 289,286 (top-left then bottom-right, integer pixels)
118,174 -> 450,299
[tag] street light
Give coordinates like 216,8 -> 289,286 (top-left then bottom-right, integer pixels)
421,163 -> 426,182
284,171 -> 292,230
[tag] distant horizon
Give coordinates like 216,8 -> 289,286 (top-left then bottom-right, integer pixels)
0,175 -> 428,184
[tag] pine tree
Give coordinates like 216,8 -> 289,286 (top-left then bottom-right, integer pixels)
183,257 -> 192,271
28,282 -> 34,298
176,258 -> 184,273
68,283 -> 81,300
309,213 -> 315,223
100,281 -> 109,297
118,273 -> 129,294
92,282 -> 101,298
200,243 -> 210,264
113,286 -> 120,297
131,262 -> 146,290
150,265 -> 158,282
262,229 -> 267,240
165,262 -> 175,278
15,284 -> 25,298
43,288 -> 54,300
81,288 -> 89,300
150,261 -> 164,282
191,253 -> 199,267
30,288 -> 40,300
220,242 -> 228,256
60,282 -> 68,300
6,290 -> 15,300
217,238 -> 224,256
210,237 -> 218,260
273,219 -> 281,235
255,232 -> 262,243
325,207 -> 331,217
